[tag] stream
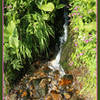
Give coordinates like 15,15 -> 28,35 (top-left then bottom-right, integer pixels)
48,22 -> 67,77
6,8 -> 85,100
48,9 -> 68,77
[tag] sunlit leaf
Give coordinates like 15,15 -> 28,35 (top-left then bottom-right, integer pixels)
40,2 -> 55,12
42,14 -> 49,20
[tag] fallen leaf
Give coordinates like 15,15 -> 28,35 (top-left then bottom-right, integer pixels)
21,91 -> 27,97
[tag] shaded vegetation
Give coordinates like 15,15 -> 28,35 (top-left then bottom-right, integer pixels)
4,0 -> 65,92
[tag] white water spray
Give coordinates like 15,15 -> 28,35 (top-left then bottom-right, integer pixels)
48,22 -> 68,77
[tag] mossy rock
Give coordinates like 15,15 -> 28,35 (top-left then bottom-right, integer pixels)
60,26 -> 78,70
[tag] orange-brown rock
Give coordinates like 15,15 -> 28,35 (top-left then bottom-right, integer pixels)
21,91 -> 27,97
58,79 -> 72,86
45,95 -> 52,100
51,90 -> 62,100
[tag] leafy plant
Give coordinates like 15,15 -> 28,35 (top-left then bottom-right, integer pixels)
4,0 -> 65,93
67,0 -> 96,99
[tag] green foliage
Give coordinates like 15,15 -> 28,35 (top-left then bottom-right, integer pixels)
4,21 -> 23,69
4,0 -> 65,92
68,0 -> 96,99
39,2 -> 55,12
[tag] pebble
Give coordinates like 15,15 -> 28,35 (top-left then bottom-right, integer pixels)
64,93 -> 71,99
11,66 -> 76,100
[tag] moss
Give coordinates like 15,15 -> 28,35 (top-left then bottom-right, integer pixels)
60,26 -> 78,71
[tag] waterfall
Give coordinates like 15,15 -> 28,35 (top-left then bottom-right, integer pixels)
48,16 -> 68,77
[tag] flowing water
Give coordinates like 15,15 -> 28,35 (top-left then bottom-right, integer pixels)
48,14 -> 68,77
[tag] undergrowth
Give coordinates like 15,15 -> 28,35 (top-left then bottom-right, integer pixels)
61,0 -> 96,99
4,0 -> 65,94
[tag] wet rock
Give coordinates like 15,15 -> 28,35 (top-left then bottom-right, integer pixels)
52,85 -> 59,92
33,71 -> 48,79
51,80 -> 57,86
10,65 -> 79,100
58,79 -> 72,87
39,79 -> 47,88
48,80 -> 58,93
16,89 -> 28,99
64,92 -> 71,99
51,90 -> 63,100
58,74 -> 73,87
26,83 -> 34,90
38,87 -> 47,97
38,79 -> 49,96
40,66 -> 52,72
45,95 -> 52,100
53,70 -> 60,80
30,89 -> 40,99
21,91 -> 27,97
48,78 -> 52,82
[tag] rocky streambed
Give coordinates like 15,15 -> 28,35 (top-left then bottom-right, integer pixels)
6,62 -> 85,100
